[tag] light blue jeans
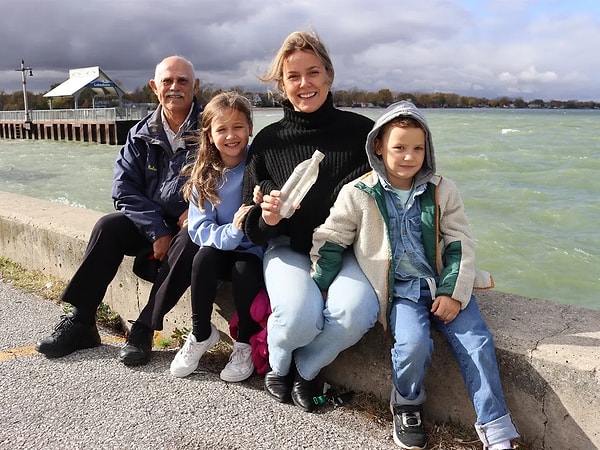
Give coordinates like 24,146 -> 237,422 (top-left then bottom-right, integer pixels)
389,281 -> 519,445
264,237 -> 379,381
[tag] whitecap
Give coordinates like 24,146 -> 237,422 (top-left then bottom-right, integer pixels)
573,248 -> 595,259
52,197 -> 87,209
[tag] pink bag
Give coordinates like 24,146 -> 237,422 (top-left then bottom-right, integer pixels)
229,288 -> 271,375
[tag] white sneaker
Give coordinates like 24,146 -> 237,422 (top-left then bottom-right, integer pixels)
170,324 -> 220,378
219,342 -> 254,382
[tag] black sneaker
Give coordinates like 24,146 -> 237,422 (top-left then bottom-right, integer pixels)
36,313 -> 101,358
391,404 -> 427,450
118,320 -> 153,366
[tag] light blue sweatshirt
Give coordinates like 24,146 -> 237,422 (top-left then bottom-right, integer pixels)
187,155 -> 264,260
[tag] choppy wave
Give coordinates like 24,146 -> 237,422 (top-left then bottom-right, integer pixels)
52,196 -> 89,209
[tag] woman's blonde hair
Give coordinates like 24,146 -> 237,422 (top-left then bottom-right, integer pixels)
260,30 -> 334,96
182,91 -> 253,210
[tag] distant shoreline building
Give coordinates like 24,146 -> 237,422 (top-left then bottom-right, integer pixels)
44,66 -> 126,109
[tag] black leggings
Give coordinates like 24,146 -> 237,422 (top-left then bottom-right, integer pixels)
62,212 -> 198,329
190,246 -> 262,343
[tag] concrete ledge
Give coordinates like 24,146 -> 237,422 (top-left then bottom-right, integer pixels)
1,191 -> 598,449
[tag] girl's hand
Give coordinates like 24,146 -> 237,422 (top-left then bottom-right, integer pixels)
233,204 -> 253,230
261,190 -> 283,226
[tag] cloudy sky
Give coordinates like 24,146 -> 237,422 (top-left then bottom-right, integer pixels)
1,0 -> 599,101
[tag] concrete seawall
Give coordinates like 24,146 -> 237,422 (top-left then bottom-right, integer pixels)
0,191 -> 598,449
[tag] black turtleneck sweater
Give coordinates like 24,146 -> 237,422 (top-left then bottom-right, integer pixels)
242,93 -> 374,254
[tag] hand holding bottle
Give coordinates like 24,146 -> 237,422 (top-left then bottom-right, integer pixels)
260,190 -> 284,226
259,150 -> 325,225
278,150 -> 325,218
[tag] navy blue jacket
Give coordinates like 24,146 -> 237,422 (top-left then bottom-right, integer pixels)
112,99 -> 201,243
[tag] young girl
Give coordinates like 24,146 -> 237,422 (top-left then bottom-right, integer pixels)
170,91 -> 264,382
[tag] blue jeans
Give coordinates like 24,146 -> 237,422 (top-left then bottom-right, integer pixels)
389,281 -> 519,445
264,237 -> 379,380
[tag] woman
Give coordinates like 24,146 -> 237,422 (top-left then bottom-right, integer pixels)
242,30 -> 379,412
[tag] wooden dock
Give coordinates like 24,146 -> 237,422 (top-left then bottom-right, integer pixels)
0,108 -> 149,145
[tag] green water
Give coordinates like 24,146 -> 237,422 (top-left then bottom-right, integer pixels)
1,108 -> 599,309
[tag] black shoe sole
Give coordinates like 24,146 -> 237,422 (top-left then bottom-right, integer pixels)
291,394 -> 316,412
118,352 -> 151,366
392,435 -> 428,450
35,340 -> 101,358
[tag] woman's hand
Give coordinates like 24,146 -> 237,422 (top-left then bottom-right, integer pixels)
261,190 -> 283,226
253,185 -> 264,204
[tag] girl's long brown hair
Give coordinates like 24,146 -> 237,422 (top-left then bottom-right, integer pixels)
181,91 -> 253,211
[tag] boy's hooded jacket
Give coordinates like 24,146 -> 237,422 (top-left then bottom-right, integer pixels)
310,101 -> 493,329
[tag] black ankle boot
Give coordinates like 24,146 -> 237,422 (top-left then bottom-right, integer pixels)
264,370 -> 293,403
118,320 -> 153,366
291,371 -> 317,412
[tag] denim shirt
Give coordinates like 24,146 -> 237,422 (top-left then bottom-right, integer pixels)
383,180 -> 436,301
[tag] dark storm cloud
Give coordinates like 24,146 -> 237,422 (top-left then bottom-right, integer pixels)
1,0 -> 599,101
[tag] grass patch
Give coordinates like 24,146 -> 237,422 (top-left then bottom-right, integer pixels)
0,256 -> 123,334
0,257 -> 65,302
153,334 -> 173,349
170,326 -> 191,347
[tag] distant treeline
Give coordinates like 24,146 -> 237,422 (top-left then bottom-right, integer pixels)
1,83 -> 598,110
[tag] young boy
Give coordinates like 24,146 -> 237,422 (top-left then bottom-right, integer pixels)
310,101 -> 519,450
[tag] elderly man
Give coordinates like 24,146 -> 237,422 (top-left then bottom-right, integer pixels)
36,56 -> 202,366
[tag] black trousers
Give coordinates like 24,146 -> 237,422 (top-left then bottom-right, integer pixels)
190,246 -> 262,343
62,212 -> 198,330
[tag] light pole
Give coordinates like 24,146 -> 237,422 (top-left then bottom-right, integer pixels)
15,59 -> 34,127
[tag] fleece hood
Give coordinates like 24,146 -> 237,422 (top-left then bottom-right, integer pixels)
365,100 -> 436,187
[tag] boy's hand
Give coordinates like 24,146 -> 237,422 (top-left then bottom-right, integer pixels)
431,295 -> 460,324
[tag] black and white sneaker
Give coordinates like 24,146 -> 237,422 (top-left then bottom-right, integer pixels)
391,404 -> 427,450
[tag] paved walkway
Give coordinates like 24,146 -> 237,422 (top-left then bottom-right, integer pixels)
0,281 -> 398,450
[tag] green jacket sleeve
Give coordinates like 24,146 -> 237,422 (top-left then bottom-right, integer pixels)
312,241 -> 346,290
